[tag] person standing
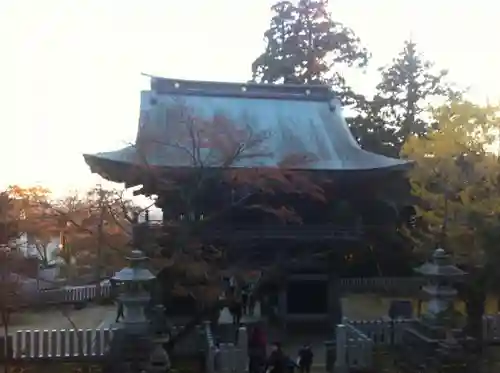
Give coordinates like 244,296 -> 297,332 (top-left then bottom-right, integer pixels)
115,299 -> 124,322
297,344 -> 314,373
241,283 -> 249,315
229,276 -> 236,297
230,299 -> 243,326
265,342 -> 287,373
111,280 -> 124,323
248,291 -> 257,316
249,326 -> 267,373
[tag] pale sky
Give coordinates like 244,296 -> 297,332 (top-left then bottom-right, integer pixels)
1,0 -> 498,197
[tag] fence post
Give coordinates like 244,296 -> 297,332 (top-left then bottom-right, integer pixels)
334,324 -> 347,373
237,326 -> 248,373
204,323 -> 215,373
0,335 -> 13,361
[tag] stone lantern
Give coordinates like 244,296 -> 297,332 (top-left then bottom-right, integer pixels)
415,247 -> 466,322
396,248 -> 471,371
112,249 -> 156,333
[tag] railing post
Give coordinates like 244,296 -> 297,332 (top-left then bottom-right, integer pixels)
334,324 -> 348,373
204,321 -> 216,373
237,326 -> 248,373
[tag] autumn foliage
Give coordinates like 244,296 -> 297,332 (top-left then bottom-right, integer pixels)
402,101 -> 500,265
109,99 -> 329,307
3,186 -> 135,279
134,100 -> 326,213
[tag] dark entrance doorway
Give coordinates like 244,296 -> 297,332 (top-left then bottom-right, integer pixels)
286,280 -> 328,314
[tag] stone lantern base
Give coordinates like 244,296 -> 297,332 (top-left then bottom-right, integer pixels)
103,329 -> 154,373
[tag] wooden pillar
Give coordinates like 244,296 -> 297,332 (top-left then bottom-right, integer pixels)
278,287 -> 287,328
327,253 -> 343,330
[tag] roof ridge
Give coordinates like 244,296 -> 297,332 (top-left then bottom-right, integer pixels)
142,74 -> 334,101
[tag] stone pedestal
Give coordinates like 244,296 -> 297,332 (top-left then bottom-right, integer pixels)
397,247 -> 469,372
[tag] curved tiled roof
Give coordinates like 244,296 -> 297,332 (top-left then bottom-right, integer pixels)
84,76 -> 411,180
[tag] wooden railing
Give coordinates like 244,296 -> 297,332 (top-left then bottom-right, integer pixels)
344,323 -> 373,369
203,224 -> 362,241
26,282 -> 113,305
23,277 -> 425,309
5,315 -> 500,367
204,322 -> 248,373
348,318 -> 416,345
483,314 -> 500,342
10,328 -> 115,359
6,324 -> 206,361
331,315 -> 500,370
339,277 -> 425,294
140,221 -> 363,241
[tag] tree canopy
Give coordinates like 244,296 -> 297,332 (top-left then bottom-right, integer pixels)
130,99 -> 327,306
352,40 -> 461,156
402,100 -> 500,266
2,185 -> 136,280
251,0 -> 367,104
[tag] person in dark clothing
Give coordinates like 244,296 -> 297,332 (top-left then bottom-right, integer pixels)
115,301 -> 124,323
286,356 -> 299,373
248,293 -> 256,316
248,326 -> 267,373
229,300 -> 243,326
241,285 -> 249,315
297,344 -> 313,373
111,280 -> 124,323
265,342 -> 287,373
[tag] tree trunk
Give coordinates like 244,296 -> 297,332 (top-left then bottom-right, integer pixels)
464,286 -> 485,343
2,311 -> 10,373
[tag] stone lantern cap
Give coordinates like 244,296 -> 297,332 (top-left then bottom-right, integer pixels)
415,248 -> 466,278
112,249 -> 156,283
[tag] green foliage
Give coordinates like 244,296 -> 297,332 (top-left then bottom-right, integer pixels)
402,100 -> 500,268
251,0 -> 368,103
353,40 -> 461,156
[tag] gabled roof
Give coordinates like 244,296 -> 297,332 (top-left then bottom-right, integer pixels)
84,76 -> 411,182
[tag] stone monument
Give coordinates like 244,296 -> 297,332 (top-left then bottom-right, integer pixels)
397,247 -> 470,372
104,249 -> 170,373
416,247 -> 466,325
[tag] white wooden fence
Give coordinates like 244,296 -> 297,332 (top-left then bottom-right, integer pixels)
333,314 -> 500,370
339,277 -> 425,293
31,277 -> 424,306
8,324 -> 204,360
483,314 -> 500,342
11,328 -> 115,358
349,318 -> 414,345
35,282 -> 112,304
342,323 -> 373,370
331,319 -> 411,371
7,315 -> 500,368
204,322 -> 248,373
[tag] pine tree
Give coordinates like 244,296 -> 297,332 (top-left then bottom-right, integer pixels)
252,1 -> 298,84
372,40 -> 461,155
251,0 -> 368,103
349,94 -> 397,156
